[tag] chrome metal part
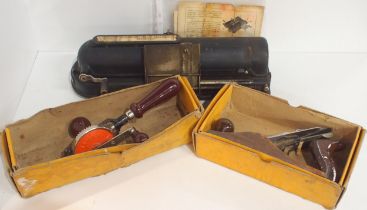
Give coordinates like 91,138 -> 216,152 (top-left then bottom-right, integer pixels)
79,73 -> 108,94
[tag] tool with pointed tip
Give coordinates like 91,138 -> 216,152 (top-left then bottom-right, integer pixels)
63,78 -> 180,155
212,118 -> 333,154
267,127 -> 333,153
211,118 -> 347,181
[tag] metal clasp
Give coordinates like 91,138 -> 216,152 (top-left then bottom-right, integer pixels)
79,74 -> 108,94
144,43 -> 200,90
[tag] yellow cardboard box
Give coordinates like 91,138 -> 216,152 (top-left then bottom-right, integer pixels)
193,84 -> 364,209
1,76 -> 203,197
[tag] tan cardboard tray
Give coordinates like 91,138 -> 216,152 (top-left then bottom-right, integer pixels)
1,76 -> 203,197
193,84 -> 365,209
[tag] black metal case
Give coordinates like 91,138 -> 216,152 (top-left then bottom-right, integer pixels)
71,34 -> 271,99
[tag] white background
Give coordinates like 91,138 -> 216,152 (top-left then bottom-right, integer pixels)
0,0 -> 366,209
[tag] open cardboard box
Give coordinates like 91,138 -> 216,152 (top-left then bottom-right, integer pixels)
193,84 -> 365,209
1,76 -> 203,197
1,76 -> 364,207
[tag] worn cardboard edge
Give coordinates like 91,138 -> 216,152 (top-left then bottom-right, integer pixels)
232,83 -> 289,104
298,105 -> 361,128
339,127 -> 365,186
13,153 -> 128,197
335,128 -> 366,209
4,128 -> 17,170
343,128 -> 365,186
122,111 -> 201,164
12,111 -> 200,198
8,78 -> 201,174
196,130 -> 341,186
179,76 -> 203,113
80,111 -> 199,167
192,84 -> 231,150
1,131 -> 12,172
232,84 -> 359,128
195,132 -> 341,209
1,131 -> 22,196
192,83 -> 361,208
202,131 -> 337,185
12,144 -> 137,174
180,75 -> 204,151
335,186 -> 347,209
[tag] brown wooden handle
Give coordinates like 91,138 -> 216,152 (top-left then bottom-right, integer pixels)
130,78 -> 180,118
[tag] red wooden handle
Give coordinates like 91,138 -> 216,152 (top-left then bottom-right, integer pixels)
130,78 -> 180,118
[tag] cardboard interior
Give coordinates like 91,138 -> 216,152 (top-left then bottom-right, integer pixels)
199,85 -> 360,184
7,79 -> 195,169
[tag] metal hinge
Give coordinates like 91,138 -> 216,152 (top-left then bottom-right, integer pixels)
79,74 -> 108,94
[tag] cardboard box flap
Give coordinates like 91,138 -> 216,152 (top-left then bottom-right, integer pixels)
179,76 -> 203,113
193,83 -> 231,150
340,128 -> 365,187
1,131 -> 12,172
